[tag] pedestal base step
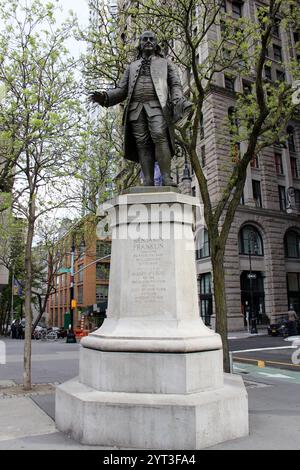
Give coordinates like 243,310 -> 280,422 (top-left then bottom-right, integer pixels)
55,374 -> 248,450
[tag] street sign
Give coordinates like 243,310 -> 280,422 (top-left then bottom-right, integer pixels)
58,267 -> 71,274
247,273 -> 257,279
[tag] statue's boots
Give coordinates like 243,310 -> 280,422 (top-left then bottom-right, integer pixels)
155,141 -> 177,187
138,147 -> 155,186
161,175 -> 177,187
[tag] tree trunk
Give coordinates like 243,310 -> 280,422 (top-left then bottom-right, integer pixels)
23,216 -> 35,390
211,245 -> 230,373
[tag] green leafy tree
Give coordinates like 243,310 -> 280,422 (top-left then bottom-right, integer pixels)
0,0 -> 84,389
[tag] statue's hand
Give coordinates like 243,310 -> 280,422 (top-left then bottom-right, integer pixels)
89,91 -> 107,106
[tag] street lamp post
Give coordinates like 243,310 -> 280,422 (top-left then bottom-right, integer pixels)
66,238 -> 76,343
248,230 -> 258,334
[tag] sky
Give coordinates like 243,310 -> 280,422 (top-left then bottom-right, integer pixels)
56,0 -> 90,58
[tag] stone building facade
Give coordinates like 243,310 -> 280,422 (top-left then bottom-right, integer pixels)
187,0 -> 300,330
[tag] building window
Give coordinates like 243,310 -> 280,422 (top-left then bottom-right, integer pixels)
250,154 -> 259,169
272,18 -> 280,37
220,0 -> 227,13
78,285 -> 83,305
200,112 -> 204,140
278,185 -> 287,211
264,65 -> 272,80
78,240 -> 85,259
198,273 -> 213,326
243,81 -> 252,95
274,153 -> 284,175
201,145 -> 206,167
273,44 -> 282,61
224,75 -> 235,91
96,263 -> 110,280
192,186 -> 196,197
232,1 -> 243,18
284,230 -> 300,258
96,285 -> 109,301
252,180 -> 262,208
295,189 -> 300,212
77,267 -> 84,283
96,240 -> 111,258
287,126 -> 296,152
196,229 -> 210,259
276,69 -> 285,82
239,225 -> 264,255
200,272 -> 212,294
291,157 -> 299,178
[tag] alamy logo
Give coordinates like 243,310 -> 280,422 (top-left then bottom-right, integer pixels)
96,196 -> 205,252
0,340 -> 6,365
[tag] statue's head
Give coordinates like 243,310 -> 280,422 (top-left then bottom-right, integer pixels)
138,31 -> 160,56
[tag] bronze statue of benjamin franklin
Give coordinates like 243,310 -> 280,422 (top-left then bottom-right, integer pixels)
90,31 -> 192,187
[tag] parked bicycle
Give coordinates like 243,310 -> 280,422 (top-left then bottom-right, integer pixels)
33,328 -> 58,341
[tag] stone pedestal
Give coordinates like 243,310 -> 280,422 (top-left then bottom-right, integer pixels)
56,189 -> 248,449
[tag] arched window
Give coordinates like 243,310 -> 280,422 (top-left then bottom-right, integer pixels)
239,225 -> 264,255
196,229 -> 210,259
284,230 -> 300,258
287,126 -> 296,153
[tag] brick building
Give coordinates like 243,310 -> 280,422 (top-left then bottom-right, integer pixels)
47,224 -> 111,332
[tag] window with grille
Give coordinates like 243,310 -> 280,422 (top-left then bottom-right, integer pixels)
239,225 -> 264,255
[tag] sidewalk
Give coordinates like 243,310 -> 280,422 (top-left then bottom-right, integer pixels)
0,333 -> 299,450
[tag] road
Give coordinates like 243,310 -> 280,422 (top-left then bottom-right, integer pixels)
229,334 -> 300,384
0,337 -> 80,384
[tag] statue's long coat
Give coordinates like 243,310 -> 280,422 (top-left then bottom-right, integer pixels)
105,56 -> 185,163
